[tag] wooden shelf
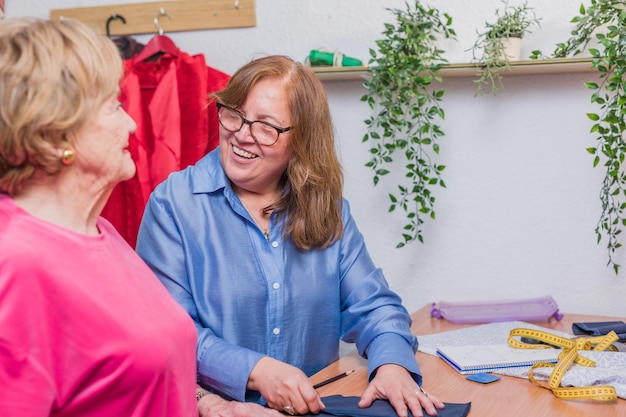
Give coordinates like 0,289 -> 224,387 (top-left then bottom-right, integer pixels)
312,57 -> 596,82
311,66 -> 371,82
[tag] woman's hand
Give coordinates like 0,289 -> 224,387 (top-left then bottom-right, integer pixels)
358,363 -> 445,417
248,356 -> 326,415
197,392 -> 284,417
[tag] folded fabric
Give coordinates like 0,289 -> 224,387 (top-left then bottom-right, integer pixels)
572,321 -> 626,342
520,350 -> 626,400
297,395 -> 471,417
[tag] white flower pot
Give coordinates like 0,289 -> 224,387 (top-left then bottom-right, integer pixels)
501,37 -> 522,61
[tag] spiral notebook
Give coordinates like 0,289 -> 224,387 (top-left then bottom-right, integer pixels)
436,344 -> 561,375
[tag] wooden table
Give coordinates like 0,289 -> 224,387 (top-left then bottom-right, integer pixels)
310,304 -> 625,417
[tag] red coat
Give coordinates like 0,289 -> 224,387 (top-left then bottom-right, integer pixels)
101,51 -> 230,247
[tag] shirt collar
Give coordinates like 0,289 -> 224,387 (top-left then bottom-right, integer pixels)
190,147 -> 229,195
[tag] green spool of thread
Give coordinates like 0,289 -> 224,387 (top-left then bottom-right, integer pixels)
309,50 -> 362,67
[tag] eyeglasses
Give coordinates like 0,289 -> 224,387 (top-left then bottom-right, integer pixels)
216,102 -> 292,146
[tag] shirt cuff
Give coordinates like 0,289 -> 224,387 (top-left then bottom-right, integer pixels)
365,333 -> 422,385
197,344 -> 265,401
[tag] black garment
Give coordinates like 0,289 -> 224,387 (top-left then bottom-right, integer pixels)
572,321 -> 626,343
112,36 -> 145,60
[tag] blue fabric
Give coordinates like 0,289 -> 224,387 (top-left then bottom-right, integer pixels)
300,396 -> 471,417
136,148 -> 421,403
572,321 -> 626,342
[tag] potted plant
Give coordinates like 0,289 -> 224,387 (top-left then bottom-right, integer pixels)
547,0 -> 626,273
361,1 -> 456,248
470,0 -> 541,95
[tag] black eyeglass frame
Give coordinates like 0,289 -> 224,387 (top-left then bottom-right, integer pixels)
216,102 -> 292,146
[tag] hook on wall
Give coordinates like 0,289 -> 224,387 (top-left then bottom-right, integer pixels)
105,13 -> 126,37
153,7 -> 173,35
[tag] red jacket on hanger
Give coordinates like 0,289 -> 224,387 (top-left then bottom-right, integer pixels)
102,50 -> 230,247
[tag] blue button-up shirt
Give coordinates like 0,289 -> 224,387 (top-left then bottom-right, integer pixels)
136,148 -> 421,402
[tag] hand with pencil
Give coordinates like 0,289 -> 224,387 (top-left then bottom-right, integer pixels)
248,357 -> 327,415
248,358 -> 357,416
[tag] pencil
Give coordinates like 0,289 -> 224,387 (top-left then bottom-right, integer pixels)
313,369 -> 355,389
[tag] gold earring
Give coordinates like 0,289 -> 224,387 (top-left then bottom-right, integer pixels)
61,149 -> 75,165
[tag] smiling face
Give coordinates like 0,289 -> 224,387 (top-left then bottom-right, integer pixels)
219,77 -> 292,195
70,95 -> 137,189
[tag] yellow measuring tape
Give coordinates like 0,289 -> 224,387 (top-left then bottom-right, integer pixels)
507,328 -> 619,401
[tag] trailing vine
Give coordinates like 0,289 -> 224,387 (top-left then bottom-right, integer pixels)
549,0 -> 626,273
361,1 -> 456,248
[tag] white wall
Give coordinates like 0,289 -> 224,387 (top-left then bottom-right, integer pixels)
9,0 -> 626,317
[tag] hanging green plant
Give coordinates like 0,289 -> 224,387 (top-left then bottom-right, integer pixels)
546,0 -> 626,273
470,0 -> 541,95
361,1 -> 456,248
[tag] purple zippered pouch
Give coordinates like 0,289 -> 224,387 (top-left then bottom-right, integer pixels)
430,296 -> 563,324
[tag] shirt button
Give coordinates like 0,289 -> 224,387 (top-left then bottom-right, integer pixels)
273,328 -> 280,335
272,282 -> 280,290
271,241 -> 279,248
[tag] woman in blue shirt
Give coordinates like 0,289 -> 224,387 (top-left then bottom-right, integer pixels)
136,55 -> 443,417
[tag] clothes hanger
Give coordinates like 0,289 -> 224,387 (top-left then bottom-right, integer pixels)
106,13 -> 144,60
133,7 -> 179,62
105,13 -> 126,37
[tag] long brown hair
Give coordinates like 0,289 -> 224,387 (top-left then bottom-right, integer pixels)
212,55 -> 344,250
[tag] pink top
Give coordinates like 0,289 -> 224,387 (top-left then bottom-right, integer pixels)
0,194 -> 197,416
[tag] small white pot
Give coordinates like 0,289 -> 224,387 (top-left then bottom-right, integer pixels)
501,37 -> 522,61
